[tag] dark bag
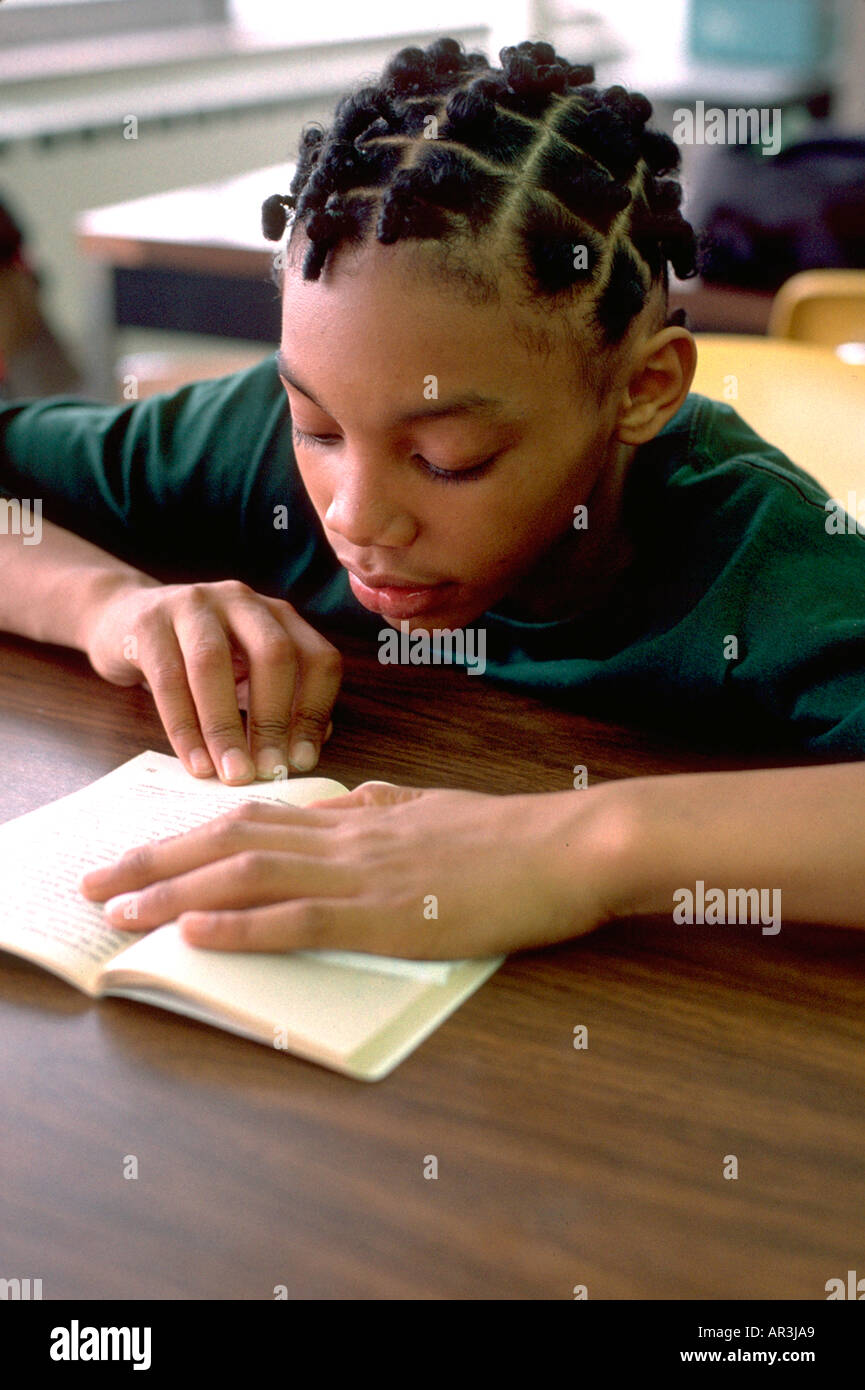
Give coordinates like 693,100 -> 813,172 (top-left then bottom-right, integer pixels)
690,133 -> 865,289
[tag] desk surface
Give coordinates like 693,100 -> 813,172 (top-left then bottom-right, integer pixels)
1,629 -> 864,1300
76,164 -> 295,278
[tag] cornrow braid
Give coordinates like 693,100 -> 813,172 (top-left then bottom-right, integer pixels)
262,36 -> 698,392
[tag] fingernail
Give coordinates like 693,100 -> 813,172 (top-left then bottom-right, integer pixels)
105,893 -> 139,923
289,739 -> 318,772
189,748 -> 214,777
221,748 -> 254,782
256,747 -> 288,779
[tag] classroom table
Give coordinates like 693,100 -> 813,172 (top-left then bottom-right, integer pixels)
1,625 -> 863,1301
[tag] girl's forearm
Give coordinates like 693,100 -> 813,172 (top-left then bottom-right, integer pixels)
603,761 -> 865,931
0,514 -> 158,652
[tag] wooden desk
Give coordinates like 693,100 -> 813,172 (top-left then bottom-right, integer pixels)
2,629 -> 864,1300
691,335 -> 865,496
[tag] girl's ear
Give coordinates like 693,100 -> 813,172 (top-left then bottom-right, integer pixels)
614,327 -> 697,445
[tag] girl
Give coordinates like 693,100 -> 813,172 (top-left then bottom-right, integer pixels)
2,38 -> 865,957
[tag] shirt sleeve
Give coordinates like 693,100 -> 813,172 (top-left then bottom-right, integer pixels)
731,492 -> 865,759
0,354 -> 325,595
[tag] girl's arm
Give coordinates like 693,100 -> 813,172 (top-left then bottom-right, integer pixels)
0,513 -> 158,650
608,760 -> 865,931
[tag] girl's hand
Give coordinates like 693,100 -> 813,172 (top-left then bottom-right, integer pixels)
83,578 -> 342,784
78,782 -> 630,959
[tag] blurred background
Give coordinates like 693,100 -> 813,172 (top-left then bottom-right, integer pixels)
1,0 -> 864,419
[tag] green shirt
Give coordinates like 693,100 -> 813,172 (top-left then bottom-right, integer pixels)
2,353 -> 864,757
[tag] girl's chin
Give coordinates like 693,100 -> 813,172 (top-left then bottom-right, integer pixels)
379,600 -> 489,631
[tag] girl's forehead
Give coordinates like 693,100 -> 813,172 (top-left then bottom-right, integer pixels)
282,235 -> 549,349
284,221 -> 513,306
279,226 -> 615,405
281,256 -> 492,358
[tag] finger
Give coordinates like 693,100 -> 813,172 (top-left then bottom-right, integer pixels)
307,782 -> 420,811
179,896 -> 382,953
99,849 -> 355,932
283,631 -> 343,772
226,598 -> 300,779
173,599 -> 255,783
79,801 -> 336,900
136,619 -> 216,779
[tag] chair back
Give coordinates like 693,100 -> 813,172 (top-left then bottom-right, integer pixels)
768,270 -> 865,355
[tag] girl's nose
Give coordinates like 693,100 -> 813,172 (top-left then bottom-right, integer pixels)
324,464 -> 417,549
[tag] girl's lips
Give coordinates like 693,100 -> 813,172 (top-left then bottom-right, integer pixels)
347,569 -> 453,619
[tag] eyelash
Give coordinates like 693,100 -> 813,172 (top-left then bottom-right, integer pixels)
290,425 -> 496,485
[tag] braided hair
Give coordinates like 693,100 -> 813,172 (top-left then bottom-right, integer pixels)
262,37 -> 697,398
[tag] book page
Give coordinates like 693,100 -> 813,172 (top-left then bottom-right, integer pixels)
101,924 -> 432,1059
102,934 -> 502,1079
0,752 -> 349,995
0,815 -> 138,995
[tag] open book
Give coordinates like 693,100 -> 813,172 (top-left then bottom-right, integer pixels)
0,751 -> 502,1080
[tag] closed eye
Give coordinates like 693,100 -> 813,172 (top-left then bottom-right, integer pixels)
419,454 -> 497,484
291,426 -> 339,447
291,425 -> 498,484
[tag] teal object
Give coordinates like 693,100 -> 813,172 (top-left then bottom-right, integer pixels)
687,0 -> 836,68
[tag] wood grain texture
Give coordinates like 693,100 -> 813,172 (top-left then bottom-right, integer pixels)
0,628 -> 863,1300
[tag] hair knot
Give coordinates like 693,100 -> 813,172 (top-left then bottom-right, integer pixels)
261,193 -> 296,241
377,176 -> 452,244
282,34 -> 698,352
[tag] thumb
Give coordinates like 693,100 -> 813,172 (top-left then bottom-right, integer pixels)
309,781 -> 422,810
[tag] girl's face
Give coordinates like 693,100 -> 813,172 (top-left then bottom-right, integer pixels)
278,236 -> 630,630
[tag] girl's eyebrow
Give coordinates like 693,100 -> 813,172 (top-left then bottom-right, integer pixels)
274,349 -> 507,423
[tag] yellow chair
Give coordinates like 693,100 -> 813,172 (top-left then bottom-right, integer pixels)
690,334 -> 865,499
767,270 -> 865,359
